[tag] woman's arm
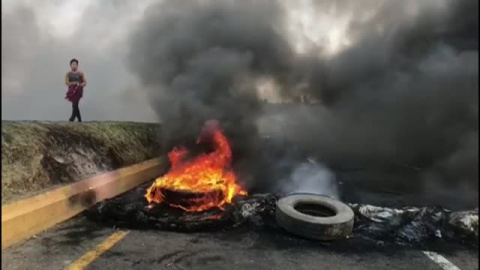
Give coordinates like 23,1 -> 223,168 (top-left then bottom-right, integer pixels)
65,72 -> 71,86
80,72 -> 87,87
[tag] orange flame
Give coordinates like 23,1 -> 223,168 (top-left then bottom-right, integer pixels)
145,121 -> 247,212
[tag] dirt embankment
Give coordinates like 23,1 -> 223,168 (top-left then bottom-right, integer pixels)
1,121 -> 161,204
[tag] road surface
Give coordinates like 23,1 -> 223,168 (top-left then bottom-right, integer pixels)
2,215 -> 477,270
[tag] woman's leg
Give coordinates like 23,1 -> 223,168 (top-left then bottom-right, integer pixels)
76,101 -> 82,122
70,101 -> 81,122
69,102 -> 76,122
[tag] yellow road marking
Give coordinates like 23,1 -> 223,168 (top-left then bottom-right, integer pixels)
66,230 -> 129,270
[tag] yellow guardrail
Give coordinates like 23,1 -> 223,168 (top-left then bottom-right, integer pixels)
2,157 -> 165,249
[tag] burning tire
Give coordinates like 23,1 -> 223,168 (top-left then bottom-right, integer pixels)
276,194 -> 354,240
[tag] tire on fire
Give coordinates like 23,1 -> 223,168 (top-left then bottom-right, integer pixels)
276,194 -> 354,240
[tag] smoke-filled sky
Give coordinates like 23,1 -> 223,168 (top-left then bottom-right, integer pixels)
3,0 -> 460,122
4,0 -> 476,120
2,0 -> 478,206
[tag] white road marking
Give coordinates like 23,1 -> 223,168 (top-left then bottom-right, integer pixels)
423,251 -> 461,270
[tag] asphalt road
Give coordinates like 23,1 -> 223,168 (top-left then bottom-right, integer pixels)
2,215 -> 478,270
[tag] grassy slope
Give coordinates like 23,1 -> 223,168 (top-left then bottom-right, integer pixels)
1,121 -> 161,204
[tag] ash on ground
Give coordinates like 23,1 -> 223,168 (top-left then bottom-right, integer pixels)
86,181 -> 478,247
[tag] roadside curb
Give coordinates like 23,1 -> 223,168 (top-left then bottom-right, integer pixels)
2,157 -> 166,249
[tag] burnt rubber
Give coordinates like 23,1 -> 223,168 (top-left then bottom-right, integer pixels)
276,194 -> 354,240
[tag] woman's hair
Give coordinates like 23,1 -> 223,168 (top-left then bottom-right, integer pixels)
70,58 -> 79,65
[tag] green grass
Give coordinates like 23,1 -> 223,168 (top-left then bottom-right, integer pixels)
1,121 -> 161,204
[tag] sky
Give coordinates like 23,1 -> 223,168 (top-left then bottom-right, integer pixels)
1,0 -> 158,121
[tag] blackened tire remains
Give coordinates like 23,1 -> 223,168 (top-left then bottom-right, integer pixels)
276,194 -> 354,240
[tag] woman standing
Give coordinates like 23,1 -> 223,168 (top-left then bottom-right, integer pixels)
65,58 -> 87,122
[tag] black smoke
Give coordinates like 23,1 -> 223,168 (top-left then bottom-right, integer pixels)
128,0 -> 478,206
128,0 -> 296,186
286,0 -> 478,188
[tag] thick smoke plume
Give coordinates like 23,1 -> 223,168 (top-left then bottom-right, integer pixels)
128,0 -> 295,186
128,0 -> 478,207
